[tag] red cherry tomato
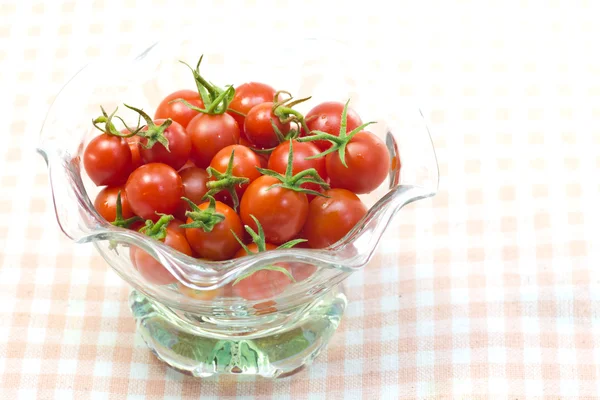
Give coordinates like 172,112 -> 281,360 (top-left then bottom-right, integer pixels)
83,134 -> 132,186
240,175 -> 308,244
131,224 -> 191,285
138,119 -> 191,171
326,131 -> 390,194
184,201 -> 243,261
232,243 -> 293,300
244,102 -> 290,149
125,163 -> 183,221
154,89 -> 204,128
208,144 -> 262,206
305,101 -> 363,151
268,140 -> 327,199
228,82 -> 276,138
303,188 -> 367,249
187,113 -> 240,168
94,186 -> 134,222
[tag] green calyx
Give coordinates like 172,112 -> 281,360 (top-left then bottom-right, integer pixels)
110,191 -> 142,228
172,56 -> 235,115
123,104 -> 172,151
204,149 -> 249,211
92,106 -> 143,138
255,140 -> 330,197
272,90 -> 312,136
297,99 -> 376,167
179,196 -> 226,232
230,215 -> 305,285
139,213 -> 174,241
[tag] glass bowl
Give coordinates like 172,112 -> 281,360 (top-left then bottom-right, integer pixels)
37,34 -> 439,378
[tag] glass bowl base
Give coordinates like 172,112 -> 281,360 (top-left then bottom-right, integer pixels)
129,288 -> 347,378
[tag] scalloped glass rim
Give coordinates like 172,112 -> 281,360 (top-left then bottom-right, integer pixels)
37,33 -> 439,313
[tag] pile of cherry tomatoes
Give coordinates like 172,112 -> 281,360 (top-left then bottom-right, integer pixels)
84,57 -> 391,300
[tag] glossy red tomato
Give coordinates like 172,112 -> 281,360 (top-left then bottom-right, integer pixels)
268,140 -> 327,198
304,101 -> 363,151
154,89 -> 204,128
131,224 -> 191,285
184,200 -> 243,261
94,186 -> 134,222
126,135 -> 143,170
83,134 -> 132,186
138,119 -> 191,171
208,145 -> 262,206
232,243 -> 293,300
187,113 -> 240,168
125,163 -> 184,221
239,175 -> 309,244
244,102 -> 290,149
228,82 -> 276,138
303,188 -> 367,249
326,131 -> 390,194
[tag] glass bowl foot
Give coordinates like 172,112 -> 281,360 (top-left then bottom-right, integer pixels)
129,289 -> 347,378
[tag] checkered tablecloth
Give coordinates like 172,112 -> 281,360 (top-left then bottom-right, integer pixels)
2,1 -> 600,398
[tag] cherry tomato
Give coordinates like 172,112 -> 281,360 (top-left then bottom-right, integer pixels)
177,283 -> 223,300
154,89 -> 204,128
228,82 -> 276,138
240,175 -> 308,244
268,140 -> 327,199
131,224 -> 191,285
303,188 -> 367,249
184,200 -> 243,261
138,119 -> 191,171
231,243 -> 293,300
208,144 -> 262,206
244,102 -> 290,149
94,186 -> 134,222
304,101 -> 363,151
83,134 -> 132,186
173,167 -> 210,221
126,135 -> 143,170
125,163 -> 183,221
326,131 -> 390,194
239,137 -> 269,168
187,113 -> 240,168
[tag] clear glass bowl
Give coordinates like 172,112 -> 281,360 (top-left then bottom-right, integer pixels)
37,34 -> 439,378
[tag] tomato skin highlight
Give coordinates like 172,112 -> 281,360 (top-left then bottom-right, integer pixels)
240,175 -> 309,245
154,89 -> 204,128
125,163 -> 184,221
139,119 -> 191,171
268,140 -> 327,200
184,201 -> 243,261
131,225 -> 191,285
228,82 -> 276,138
187,113 -> 240,168
94,186 -> 134,222
304,101 -> 363,151
303,188 -> 368,249
244,102 -> 290,149
326,131 -> 390,194
84,134 -> 133,186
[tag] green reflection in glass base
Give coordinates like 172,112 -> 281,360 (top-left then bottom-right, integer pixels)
129,288 -> 347,378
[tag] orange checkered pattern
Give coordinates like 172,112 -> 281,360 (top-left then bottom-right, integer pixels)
2,1 -> 600,398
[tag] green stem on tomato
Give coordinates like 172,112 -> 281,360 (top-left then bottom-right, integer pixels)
123,104 -> 173,151
110,191 -> 142,229
139,214 -> 174,240
297,99 -> 377,167
92,106 -> 140,138
203,149 -> 249,211
179,196 -> 225,232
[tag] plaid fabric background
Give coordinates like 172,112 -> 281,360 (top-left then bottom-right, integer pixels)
1,1 -> 600,398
